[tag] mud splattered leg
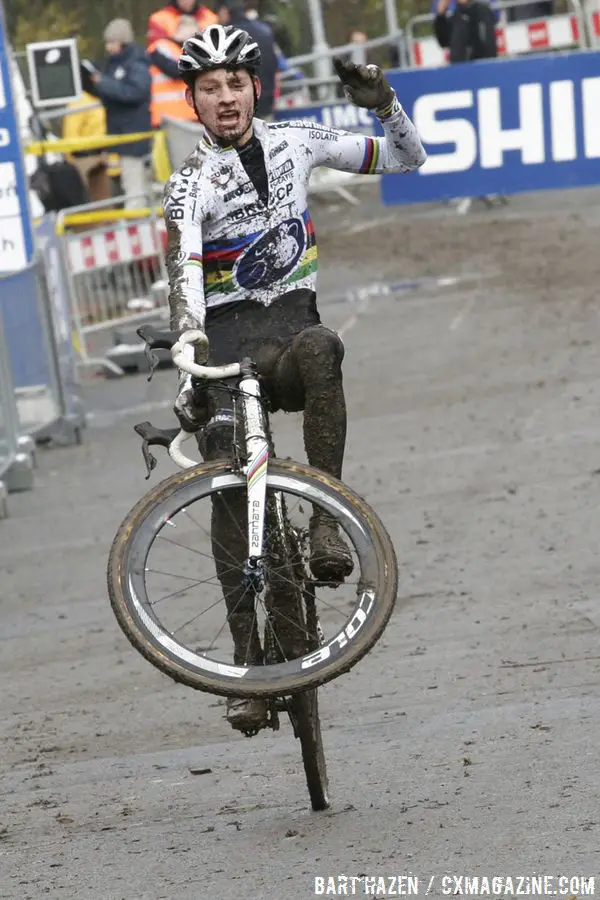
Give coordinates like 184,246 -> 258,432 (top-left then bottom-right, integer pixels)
272,326 -> 353,582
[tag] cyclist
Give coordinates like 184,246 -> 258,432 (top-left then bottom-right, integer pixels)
163,24 -> 426,732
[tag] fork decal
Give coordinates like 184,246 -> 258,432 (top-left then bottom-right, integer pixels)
247,443 -> 269,490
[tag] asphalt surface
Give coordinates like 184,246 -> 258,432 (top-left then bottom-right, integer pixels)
2,183 -> 600,899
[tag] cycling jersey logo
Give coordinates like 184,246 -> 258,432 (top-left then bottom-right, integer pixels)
210,164 -> 233,188
234,218 -> 305,291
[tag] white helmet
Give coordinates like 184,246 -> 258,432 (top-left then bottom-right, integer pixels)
178,25 -> 262,84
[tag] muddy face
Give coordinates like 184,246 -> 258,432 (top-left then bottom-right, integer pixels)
186,68 -> 257,148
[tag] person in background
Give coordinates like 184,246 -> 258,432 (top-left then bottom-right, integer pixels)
148,14 -> 200,127
348,29 -> 369,66
434,0 -> 498,62
263,11 -> 294,58
88,19 -> 152,209
147,0 -> 218,46
242,1 -> 260,20
434,0 -> 500,213
216,0 -> 278,118
62,91 -> 119,202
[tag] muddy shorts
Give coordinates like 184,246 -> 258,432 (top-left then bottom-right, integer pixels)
197,288 -> 321,456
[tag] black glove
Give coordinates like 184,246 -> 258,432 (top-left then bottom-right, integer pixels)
332,57 -> 395,112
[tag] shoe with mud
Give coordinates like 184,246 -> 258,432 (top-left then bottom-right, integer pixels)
309,512 -> 354,584
226,697 -> 269,734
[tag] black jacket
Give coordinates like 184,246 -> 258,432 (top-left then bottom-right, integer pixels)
229,13 -> 278,117
434,2 -> 497,62
93,44 -> 152,156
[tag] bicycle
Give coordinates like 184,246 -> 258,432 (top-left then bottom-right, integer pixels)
107,324 -> 399,811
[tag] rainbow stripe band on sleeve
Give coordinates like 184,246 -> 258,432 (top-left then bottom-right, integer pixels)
359,138 -> 380,175
376,96 -> 398,122
184,252 -> 203,267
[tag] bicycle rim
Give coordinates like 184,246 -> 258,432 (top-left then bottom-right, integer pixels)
107,458 -> 398,698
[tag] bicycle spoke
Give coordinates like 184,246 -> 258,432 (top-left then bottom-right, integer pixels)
159,505 -> 244,571
217,492 -> 247,544
262,600 -> 305,663
182,503 -> 243,554
201,581 -> 257,650
267,609 -> 309,642
150,577 -> 222,608
308,590 -> 355,618
170,592 -> 228,635
145,552 -> 241,606
137,479 -> 375,668
146,568 -> 209,582
156,534 -> 218,563
241,602 -> 260,666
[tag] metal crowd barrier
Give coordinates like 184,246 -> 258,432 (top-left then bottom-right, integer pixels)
280,31 -> 410,106
55,194 -> 168,377
405,0 -> 590,67
0,276 -> 35,518
0,250 -> 85,448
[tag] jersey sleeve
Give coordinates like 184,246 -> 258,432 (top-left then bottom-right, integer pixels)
292,96 -> 426,175
163,163 -> 208,332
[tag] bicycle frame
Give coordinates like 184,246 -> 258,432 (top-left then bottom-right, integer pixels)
168,331 -> 270,584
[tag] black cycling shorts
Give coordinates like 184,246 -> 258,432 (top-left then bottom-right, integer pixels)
204,288 -> 320,367
197,289 -> 321,457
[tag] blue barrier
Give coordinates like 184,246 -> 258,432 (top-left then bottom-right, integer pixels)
0,263 -> 55,390
382,50 -> 600,205
0,216 -> 85,444
273,101 -> 375,136
0,1 -> 35,271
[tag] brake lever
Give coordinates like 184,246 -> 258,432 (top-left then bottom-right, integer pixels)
143,342 -> 160,383
136,324 -> 183,384
134,421 -> 181,479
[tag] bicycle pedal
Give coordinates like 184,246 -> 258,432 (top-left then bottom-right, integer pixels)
268,703 -> 281,732
242,726 -> 262,738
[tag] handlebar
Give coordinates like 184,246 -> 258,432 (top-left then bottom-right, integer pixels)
136,324 -> 241,380
134,323 -> 257,476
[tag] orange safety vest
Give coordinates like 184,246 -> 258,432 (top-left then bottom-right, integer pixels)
149,37 -> 197,128
147,5 -> 219,45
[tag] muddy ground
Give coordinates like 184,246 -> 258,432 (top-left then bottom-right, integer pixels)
2,183 -> 600,899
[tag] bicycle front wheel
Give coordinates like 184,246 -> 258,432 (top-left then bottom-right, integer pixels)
107,458 -> 398,698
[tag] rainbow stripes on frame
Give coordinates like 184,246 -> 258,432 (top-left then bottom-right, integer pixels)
247,443 -> 269,490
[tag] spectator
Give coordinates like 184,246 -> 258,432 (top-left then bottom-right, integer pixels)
434,0 -> 499,213
434,0 -> 497,62
88,19 -> 152,209
62,91 -> 115,203
148,14 -> 200,127
216,0 -> 278,118
348,29 -> 369,67
243,2 -> 260,20
147,0 -> 218,46
263,12 -> 295,58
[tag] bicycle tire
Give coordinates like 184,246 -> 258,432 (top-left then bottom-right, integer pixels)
263,494 -> 330,811
288,690 -> 329,811
107,457 -> 398,698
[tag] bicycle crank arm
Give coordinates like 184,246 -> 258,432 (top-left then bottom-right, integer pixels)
134,421 -> 181,479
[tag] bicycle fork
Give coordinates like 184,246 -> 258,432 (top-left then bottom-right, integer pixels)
239,364 -> 269,593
